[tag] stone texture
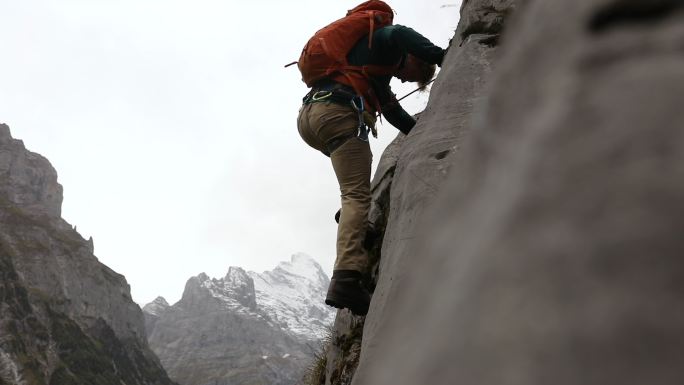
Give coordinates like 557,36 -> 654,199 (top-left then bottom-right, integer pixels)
366,132 -> 406,284
351,30 -> 500,385
0,124 -> 175,385
323,312 -> 364,385
455,0 -> 517,43
0,123 -> 62,218
353,0 -> 684,384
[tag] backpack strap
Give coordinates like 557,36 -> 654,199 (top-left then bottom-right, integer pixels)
368,12 -> 375,49
337,64 -> 398,77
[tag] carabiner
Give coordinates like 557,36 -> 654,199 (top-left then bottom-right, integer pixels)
312,91 -> 333,101
350,95 -> 364,113
351,96 -> 369,142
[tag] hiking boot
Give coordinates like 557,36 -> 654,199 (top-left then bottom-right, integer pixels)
325,277 -> 371,316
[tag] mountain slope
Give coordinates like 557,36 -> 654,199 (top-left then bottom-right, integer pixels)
0,123 -> 175,385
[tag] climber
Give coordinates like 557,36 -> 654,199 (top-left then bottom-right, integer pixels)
295,0 -> 446,316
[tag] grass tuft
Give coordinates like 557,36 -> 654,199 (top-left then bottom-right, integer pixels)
299,325 -> 334,385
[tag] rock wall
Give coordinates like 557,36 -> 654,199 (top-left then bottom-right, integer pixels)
357,7 -> 511,375
322,0 -> 684,384
0,124 -> 175,385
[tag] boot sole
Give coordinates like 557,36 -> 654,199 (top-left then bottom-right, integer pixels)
325,298 -> 368,316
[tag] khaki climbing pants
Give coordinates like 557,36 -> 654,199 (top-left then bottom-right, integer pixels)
297,102 -> 372,273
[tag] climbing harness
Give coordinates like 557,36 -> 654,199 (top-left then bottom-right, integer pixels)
303,86 -> 369,138
303,75 -> 439,151
302,86 -> 374,156
302,86 -> 354,105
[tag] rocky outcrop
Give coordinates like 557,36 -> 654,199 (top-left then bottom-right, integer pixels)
319,0 -> 684,384
145,253 -> 335,385
0,124 -> 62,219
0,124 -> 175,385
455,0 -> 516,44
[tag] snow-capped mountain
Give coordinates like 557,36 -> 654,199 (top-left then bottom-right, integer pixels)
174,252 -> 334,340
200,266 -> 258,312
142,296 -> 170,316
143,252 -> 335,385
249,253 -> 333,340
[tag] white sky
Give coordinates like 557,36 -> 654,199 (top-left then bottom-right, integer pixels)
0,0 -> 461,305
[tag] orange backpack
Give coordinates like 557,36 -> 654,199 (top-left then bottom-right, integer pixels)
296,1 -> 398,112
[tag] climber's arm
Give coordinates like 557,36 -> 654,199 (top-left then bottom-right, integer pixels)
375,81 -> 415,135
387,25 -> 445,66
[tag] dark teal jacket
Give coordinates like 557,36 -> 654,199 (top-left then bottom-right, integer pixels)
346,25 -> 445,134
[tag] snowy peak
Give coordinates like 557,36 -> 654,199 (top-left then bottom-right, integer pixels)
255,253 -> 328,287
196,267 -> 258,311
225,266 -> 251,287
279,252 -> 325,276
249,253 -> 334,340
179,273 -> 209,305
143,296 -> 169,316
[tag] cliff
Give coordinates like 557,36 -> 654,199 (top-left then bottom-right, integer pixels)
317,0 -> 684,384
0,123 -> 175,385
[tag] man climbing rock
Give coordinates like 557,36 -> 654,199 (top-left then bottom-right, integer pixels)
295,0 -> 446,316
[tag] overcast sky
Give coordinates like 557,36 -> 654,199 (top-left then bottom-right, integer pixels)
1,0 -> 461,306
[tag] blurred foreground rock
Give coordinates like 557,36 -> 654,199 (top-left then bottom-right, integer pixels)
319,0 -> 684,384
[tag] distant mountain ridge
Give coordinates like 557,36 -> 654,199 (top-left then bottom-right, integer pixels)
143,252 -> 335,385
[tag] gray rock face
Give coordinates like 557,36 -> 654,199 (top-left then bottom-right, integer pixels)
0,125 -> 145,343
455,0 -> 517,43
145,253 -> 335,385
0,124 -> 175,385
0,123 -> 62,218
350,15 -> 503,385
349,0 -> 684,384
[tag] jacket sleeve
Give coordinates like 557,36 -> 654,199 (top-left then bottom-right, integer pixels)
388,25 -> 445,65
373,79 -> 415,135
382,99 -> 416,135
